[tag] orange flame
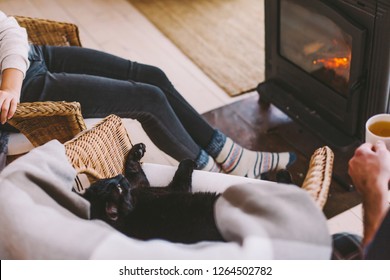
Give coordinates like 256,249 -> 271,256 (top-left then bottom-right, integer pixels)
313,57 -> 349,69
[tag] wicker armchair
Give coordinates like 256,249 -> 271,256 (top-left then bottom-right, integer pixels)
8,101 -> 86,147
301,146 -> 334,209
14,15 -> 82,46
6,16 -> 85,160
64,114 -> 133,191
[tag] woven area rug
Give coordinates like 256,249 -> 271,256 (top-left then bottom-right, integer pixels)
128,0 -> 264,97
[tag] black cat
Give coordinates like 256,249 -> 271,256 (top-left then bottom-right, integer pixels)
82,143 -> 224,244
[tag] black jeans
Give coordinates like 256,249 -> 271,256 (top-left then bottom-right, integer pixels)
21,45 -> 217,162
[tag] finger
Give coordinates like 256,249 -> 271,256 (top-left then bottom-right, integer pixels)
354,142 -> 374,156
361,142 -> 374,150
1,99 -> 10,124
373,140 -> 387,152
7,98 -> 17,120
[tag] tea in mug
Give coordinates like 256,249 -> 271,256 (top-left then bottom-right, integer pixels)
368,121 -> 390,137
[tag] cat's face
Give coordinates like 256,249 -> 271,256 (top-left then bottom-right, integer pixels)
83,143 -> 150,224
84,174 -> 133,223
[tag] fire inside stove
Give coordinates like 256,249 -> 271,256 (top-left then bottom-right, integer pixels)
280,0 -> 352,95
310,42 -> 351,95
313,57 -> 349,69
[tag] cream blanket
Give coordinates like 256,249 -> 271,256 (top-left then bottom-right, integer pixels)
0,140 -> 331,259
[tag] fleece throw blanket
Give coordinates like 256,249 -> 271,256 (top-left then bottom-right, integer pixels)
0,140 -> 331,259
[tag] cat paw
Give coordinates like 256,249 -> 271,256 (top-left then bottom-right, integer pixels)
169,159 -> 196,192
128,143 -> 146,161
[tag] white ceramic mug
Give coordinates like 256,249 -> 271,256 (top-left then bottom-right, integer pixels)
365,114 -> 390,149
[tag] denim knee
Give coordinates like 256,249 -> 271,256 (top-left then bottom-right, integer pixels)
134,63 -> 172,90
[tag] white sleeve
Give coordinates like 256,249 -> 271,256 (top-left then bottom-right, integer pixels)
0,11 -> 30,77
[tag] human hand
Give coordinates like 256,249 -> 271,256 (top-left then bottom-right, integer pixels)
0,68 -> 24,124
0,89 -> 19,124
348,141 -> 390,246
348,141 -> 390,200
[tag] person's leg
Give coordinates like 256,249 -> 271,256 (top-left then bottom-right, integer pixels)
22,45 -> 294,176
22,72 -> 190,158
205,130 -> 296,178
128,60 -> 296,177
21,69 -> 220,171
35,45 -> 217,148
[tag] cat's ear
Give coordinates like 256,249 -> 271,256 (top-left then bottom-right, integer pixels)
83,180 -> 105,198
119,175 -> 135,191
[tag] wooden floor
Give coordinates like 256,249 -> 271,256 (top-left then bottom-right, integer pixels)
4,0 -> 389,237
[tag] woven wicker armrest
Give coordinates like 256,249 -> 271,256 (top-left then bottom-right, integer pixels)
301,146 -> 334,210
8,101 -> 87,147
64,114 -> 133,184
14,15 -> 82,47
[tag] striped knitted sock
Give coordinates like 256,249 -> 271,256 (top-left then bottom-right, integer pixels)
195,149 -> 222,173
215,137 -> 296,179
